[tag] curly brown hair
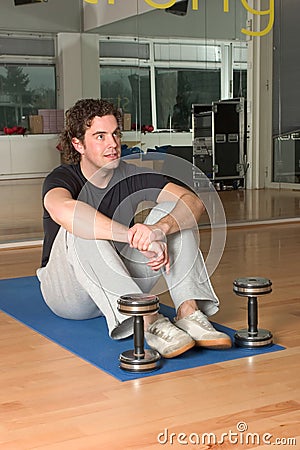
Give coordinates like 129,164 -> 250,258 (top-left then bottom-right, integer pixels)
59,98 -> 122,164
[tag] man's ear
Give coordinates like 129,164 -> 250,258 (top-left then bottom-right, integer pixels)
71,137 -> 84,155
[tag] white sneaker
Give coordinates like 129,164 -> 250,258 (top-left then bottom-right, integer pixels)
145,314 -> 195,358
175,310 -> 232,349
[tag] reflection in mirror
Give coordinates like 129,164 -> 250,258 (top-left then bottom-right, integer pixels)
1,0 -> 300,247
272,0 -> 300,186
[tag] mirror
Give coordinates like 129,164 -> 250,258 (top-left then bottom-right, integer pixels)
1,0 -> 300,247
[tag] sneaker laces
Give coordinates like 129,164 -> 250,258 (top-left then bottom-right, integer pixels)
148,316 -> 182,343
187,311 -> 216,331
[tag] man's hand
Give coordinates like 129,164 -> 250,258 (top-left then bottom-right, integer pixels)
128,223 -> 166,252
128,223 -> 170,273
141,240 -> 170,274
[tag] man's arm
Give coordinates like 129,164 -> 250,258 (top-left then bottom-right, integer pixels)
44,187 -> 129,242
155,182 -> 205,234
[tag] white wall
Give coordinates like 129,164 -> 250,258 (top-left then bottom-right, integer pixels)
84,0 -> 247,41
246,1 -> 273,189
0,135 -> 61,180
57,33 -> 100,111
84,0 -> 153,31
0,0 -> 81,33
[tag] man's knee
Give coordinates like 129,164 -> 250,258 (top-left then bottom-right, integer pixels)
144,202 -> 176,225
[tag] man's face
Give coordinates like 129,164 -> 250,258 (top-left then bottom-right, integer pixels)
74,114 -> 122,178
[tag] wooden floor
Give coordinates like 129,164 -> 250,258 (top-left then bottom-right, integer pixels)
0,186 -> 300,448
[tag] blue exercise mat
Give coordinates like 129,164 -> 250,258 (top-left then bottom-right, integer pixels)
0,276 -> 285,382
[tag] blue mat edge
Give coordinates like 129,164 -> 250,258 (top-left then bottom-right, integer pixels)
0,276 -> 286,382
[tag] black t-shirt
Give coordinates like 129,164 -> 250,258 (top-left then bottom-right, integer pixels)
41,161 -> 169,267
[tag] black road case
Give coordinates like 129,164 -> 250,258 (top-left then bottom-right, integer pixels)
192,98 -> 246,188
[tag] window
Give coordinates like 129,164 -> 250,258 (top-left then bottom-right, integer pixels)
99,38 -> 247,131
273,133 -> 300,184
0,64 -> 56,131
100,41 -> 150,59
100,65 -> 151,129
0,33 -> 56,133
155,68 -> 221,130
233,69 -> 247,99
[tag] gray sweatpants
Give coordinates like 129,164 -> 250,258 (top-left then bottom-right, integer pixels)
37,202 -> 219,339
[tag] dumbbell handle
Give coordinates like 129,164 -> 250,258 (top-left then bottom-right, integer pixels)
133,316 -> 145,358
248,297 -> 258,335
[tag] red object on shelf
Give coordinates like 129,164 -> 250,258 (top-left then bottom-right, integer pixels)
3,126 -> 27,135
130,123 -> 154,133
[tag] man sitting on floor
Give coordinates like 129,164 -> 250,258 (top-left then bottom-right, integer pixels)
37,98 -> 231,358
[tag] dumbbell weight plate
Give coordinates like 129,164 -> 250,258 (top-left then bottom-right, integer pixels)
118,293 -> 159,316
233,277 -> 272,296
119,349 -> 161,372
234,329 -> 273,348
